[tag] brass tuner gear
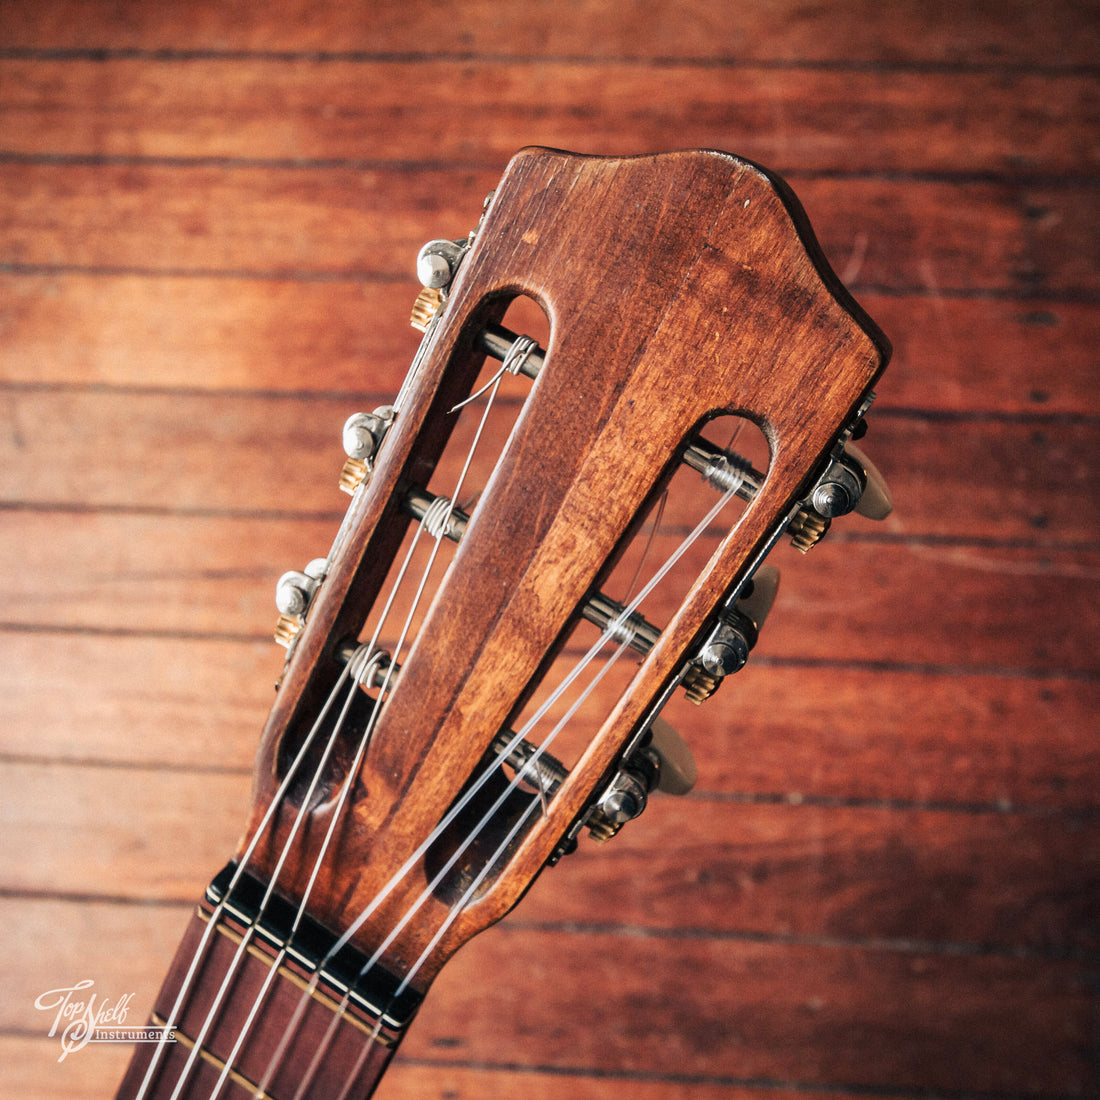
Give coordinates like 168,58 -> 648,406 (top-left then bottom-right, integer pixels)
273,613 -> 302,648
788,508 -> 830,553
586,816 -> 618,844
339,457 -> 369,495
410,286 -> 443,333
682,664 -> 722,705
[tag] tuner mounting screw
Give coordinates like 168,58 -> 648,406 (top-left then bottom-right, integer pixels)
810,456 -> 864,518
601,789 -> 641,824
697,625 -> 751,678
812,481 -> 852,517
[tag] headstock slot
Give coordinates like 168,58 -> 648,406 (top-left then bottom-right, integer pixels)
418,293 -> 549,507
267,291 -> 550,791
506,412 -> 770,774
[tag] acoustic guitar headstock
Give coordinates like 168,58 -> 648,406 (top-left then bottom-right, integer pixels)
236,148 -> 891,997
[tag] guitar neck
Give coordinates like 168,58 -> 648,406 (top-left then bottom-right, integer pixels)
116,868 -> 421,1100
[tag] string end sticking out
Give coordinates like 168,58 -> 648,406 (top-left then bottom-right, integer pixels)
450,333 -> 539,413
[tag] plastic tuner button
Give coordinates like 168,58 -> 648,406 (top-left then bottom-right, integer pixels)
846,443 -> 893,520
737,565 -> 780,632
648,717 -> 698,796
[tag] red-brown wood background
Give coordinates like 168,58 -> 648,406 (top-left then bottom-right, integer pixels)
1,2 -> 1097,1097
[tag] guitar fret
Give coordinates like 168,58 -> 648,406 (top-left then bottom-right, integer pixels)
151,1013 -> 274,1100
197,908 -> 396,1042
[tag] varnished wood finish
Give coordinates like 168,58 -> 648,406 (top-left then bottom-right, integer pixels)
2,3 -> 1096,1099
241,149 -> 886,990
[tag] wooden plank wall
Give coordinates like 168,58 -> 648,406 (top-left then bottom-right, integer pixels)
1,1 -> 1097,1097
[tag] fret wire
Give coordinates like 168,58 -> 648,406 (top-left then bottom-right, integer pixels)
174,668 -> 371,1100
153,1014 -> 273,1100
132,658 -> 361,1100
198,909 -> 397,1044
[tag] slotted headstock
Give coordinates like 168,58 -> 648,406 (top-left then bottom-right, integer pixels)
242,148 -> 890,993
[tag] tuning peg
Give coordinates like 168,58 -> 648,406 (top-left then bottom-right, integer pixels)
647,717 -> 698,795
584,715 -> 698,845
416,238 -> 467,289
339,407 -> 395,495
682,565 -> 781,703
273,558 -> 327,648
845,443 -> 893,520
696,566 -> 781,676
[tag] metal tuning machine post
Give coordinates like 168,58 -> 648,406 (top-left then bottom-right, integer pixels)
582,715 -> 698,844
682,565 -> 780,704
273,557 -> 329,648
339,406 -> 395,495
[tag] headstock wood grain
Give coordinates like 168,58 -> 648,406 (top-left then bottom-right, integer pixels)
117,148 -> 891,1100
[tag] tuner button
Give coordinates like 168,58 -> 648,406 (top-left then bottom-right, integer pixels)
304,557 -> 328,580
417,252 -> 451,288
416,238 -> 466,289
410,287 -> 443,332
648,717 -> 698,796
736,565 -> 780,632
342,412 -> 384,461
846,443 -> 894,520
275,572 -> 306,615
